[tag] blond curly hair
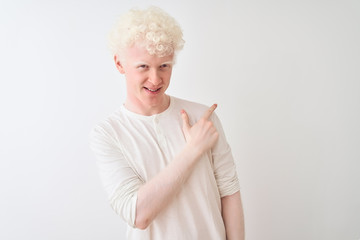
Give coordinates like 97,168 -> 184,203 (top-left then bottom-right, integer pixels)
108,6 -> 185,58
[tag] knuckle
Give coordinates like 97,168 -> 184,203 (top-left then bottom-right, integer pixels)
204,120 -> 211,128
206,121 -> 214,129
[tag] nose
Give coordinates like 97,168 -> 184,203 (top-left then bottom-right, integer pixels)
148,69 -> 162,86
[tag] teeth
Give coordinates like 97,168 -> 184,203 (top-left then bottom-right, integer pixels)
146,87 -> 159,92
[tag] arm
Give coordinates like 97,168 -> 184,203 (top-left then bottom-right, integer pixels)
221,191 -> 245,240
135,144 -> 202,229
135,104 -> 219,229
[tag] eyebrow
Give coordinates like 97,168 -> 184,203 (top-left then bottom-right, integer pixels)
133,61 -> 173,67
133,62 -> 147,66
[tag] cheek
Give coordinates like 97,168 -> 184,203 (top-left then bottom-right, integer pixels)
126,71 -> 146,84
163,71 -> 172,81
167,73 -> 172,84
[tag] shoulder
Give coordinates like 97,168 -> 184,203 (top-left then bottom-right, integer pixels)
170,96 -> 219,125
89,109 -> 125,141
171,96 -> 209,114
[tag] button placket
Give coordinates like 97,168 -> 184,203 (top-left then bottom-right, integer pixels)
153,116 -> 167,149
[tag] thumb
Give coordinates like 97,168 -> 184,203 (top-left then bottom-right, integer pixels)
181,109 -> 191,131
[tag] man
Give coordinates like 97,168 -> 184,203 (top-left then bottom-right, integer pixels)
90,6 -> 245,240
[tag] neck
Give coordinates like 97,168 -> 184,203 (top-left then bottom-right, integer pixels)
124,95 -> 170,116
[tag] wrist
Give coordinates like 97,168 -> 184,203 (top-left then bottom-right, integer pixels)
184,143 -> 203,160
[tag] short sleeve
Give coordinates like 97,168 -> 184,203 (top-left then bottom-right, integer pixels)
210,113 -> 240,197
89,123 -> 144,228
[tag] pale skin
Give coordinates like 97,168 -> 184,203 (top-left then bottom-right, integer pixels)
115,44 -> 245,239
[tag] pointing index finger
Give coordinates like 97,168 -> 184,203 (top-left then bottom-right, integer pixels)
202,104 -> 217,120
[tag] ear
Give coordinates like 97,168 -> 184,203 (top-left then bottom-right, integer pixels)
114,55 -> 125,74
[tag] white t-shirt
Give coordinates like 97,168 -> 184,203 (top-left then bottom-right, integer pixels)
89,96 -> 240,240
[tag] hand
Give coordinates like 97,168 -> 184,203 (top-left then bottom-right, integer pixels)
181,104 -> 219,155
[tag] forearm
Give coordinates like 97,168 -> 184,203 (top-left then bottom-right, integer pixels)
135,104 -> 218,229
135,144 -> 202,229
221,191 -> 245,240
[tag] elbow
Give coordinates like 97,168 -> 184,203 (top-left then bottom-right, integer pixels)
135,220 -> 149,230
134,214 -> 152,230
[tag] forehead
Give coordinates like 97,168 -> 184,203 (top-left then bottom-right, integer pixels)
123,44 -> 174,64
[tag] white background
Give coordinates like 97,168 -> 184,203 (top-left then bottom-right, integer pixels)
1,0 -> 359,239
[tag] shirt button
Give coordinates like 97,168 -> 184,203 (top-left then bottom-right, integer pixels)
154,118 -> 159,124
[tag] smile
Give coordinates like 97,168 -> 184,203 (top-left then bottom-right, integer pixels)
144,87 -> 161,92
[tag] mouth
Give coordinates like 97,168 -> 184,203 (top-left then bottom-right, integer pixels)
144,87 -> 161,93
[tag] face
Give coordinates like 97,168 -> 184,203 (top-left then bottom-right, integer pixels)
115,44 -> 174,115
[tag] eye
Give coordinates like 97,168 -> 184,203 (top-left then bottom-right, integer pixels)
160,64 -> 171,69
137,64 -> 148,69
